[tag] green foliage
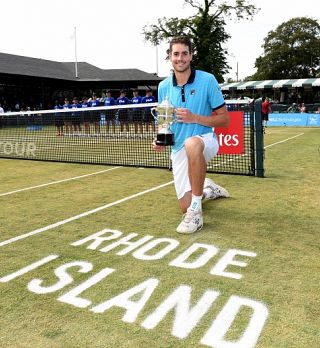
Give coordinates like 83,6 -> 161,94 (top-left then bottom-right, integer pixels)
142,0 -> 259,82
252,17 -> 320,80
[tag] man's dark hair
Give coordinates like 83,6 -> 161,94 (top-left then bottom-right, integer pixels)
169,36 -> 192,54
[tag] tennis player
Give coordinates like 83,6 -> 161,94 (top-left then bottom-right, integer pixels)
153,36 -> 230,234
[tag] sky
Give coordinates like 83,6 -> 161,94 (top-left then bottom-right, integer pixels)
0,0 -> 318,82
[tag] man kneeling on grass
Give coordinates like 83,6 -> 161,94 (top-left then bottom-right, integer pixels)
152,36 -> 230,234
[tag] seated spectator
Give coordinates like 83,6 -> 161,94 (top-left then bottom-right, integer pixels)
287,103 -> 300,113
299,103 -> 307,113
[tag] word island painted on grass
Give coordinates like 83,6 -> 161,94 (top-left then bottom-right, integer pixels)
0,228 -> 268,348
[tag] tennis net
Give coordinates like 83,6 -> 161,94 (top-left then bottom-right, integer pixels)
0,101 -> 263,176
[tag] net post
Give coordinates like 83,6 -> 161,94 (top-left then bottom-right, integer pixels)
254,99 -> 265,177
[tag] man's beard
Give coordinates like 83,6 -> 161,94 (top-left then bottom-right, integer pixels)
174,62 -> 191,73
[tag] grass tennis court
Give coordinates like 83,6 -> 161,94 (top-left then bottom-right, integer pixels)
0,127 -> 319,348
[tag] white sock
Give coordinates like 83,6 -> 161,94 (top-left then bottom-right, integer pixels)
188,194 -> 202,212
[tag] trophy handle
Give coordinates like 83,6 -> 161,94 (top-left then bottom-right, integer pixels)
151,107 -> 157,121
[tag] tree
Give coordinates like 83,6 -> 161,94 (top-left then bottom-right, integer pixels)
251,17 -> 320,80
142,0 -> 259,82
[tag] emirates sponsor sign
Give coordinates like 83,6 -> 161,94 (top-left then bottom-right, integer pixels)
215,111 -> 244,155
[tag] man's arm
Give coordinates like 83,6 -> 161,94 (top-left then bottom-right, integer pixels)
176,104 -> 230,128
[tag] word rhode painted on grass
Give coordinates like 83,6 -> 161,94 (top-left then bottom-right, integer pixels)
71,228 -> 257,280
0,254 -> 268,348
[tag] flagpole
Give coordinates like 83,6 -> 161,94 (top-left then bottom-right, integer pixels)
156,45 -> 159,76
74,26 -> 78,78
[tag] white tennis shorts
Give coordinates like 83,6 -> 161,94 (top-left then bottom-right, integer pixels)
171,133 -> 219,199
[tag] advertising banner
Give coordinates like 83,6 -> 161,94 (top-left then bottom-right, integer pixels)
215,111 -> 244,155
268,114 -> 308,126
307,114 -> 320,126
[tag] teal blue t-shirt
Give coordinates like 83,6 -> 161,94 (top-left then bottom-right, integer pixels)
158,69 -> 225,152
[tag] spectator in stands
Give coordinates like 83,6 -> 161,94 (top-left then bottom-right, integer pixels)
117,90 -> 130,134
89,93 -> 100,107
287,103 -> 300,113
104,90 -> 116,134
299,103 -> 307,113
99,91 -> 106,104
89,94 -> 101,135
131,88 -> 143,135
141,88 -> 156,134
1,100 -> 8,112
261,96 -> 271,129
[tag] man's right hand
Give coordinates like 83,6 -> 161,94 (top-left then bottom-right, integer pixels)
152,139 -> 166,152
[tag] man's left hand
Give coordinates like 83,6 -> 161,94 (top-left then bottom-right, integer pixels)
176,107 -> 196,123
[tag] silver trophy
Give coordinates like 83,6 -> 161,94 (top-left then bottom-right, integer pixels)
151,96 -> 175,146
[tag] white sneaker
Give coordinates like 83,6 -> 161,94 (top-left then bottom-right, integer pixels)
203,178 -> 230,200
176,210 -> 203,234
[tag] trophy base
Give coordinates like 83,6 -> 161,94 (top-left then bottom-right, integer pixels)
156,133 -> 174,146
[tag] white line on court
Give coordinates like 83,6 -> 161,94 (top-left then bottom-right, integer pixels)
0,180 -> 174,247
0,166 -> 121,197
0,255 -> 59,282
211,132 -> 305,167
264,132 -> 304,148
0,132 -> 305,247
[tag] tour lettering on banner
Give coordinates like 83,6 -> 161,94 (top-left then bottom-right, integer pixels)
215,111 -> 244,155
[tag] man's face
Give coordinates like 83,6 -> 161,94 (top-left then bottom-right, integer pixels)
169,43 -> 192,73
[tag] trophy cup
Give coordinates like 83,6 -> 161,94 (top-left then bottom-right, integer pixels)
151,96 -> 175,146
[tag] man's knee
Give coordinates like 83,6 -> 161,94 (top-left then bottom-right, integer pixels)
184,137 -> 204,155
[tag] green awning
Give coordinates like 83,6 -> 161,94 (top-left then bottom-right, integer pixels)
312,78 -> 320,86
220,81 -> 244,90
220,78 -> 320,91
